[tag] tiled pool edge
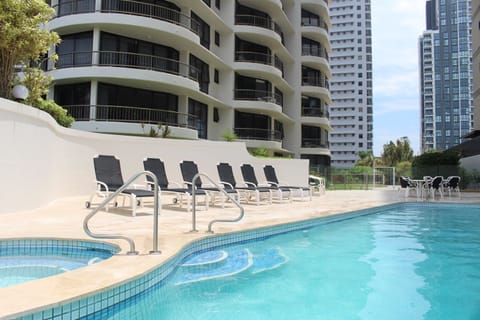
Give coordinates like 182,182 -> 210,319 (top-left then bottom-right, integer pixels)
17,202 -> 468,320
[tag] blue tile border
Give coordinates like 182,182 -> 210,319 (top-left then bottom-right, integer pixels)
18,202 -> 479,319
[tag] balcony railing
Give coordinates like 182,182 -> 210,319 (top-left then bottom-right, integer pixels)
234,128 -> 282,142
235,15 -> 284,42
54,51 -> 200,82
51,0 -> 200,35
302,107 -> 329,118
235,51 -> 284,74
301,139 -> 329,148
302,47 -> 329,60
302,76 -> 329,89
64,104 -> 198,129
301,17 -> 329,32
234,89 -> 283,107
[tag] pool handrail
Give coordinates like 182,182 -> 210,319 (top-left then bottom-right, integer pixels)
190,172 -> 244,233
83,170 -> 161,255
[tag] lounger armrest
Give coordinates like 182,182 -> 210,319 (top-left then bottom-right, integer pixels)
243,181 -> 257,188
265,181 -> 279,187
219,181 -> 234,189
96,181 -> 109,192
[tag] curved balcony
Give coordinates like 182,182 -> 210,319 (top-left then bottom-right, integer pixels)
301,1 -> 330,27
234,128 -> 282,142
235,51 -> 284,74
234,89 -> 283,108
301,56 -> 331,79
301,77 -> 331,104
234,15 -> 288,54
235,0 -> 293,34
53,51 -> 200,81
51,0 -> 200,35
65,104 -> 199,139
301,27 -> 331,52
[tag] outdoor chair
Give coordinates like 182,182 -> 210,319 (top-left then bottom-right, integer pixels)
86,155 -> 155,216
143,158 -> 209,212
180,160 -> 240,208
263,165 -> 312,201
443,176 -> 461,198
398,176 -> 419,199
216,162 -> 260,204
240,164 -> 285,203
422,175 -> 444,200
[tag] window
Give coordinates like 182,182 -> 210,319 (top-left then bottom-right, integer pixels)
188,99 -> 208,139
191,12 -> 210,49
54,82 -> 91,119
214,69 -> 219,83
190,54 -> 210,93
215,31 -> 220,46
56,32 -> 93,68
215,0 -> 220,10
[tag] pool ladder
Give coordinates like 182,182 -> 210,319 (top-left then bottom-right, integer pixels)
83,171 -> 161,255
190,173 -> 244,233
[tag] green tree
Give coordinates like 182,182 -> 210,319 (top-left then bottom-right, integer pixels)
381,137 -> 414,167
357,150 -> 375,167
0,0 -> 60,98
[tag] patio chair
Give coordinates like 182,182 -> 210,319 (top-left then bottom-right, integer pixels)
398,176 -> 419,199
422,175 -> 444,200
86,155 -> 155,216
240,164 -> 285,203
216,162 -> 261,204
443,176 -> 461,198
263,165 -> 312,201
143,158 -> 209,211
180,160 -> 240,208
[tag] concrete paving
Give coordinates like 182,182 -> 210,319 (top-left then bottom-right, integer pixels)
0,189 -> 477,319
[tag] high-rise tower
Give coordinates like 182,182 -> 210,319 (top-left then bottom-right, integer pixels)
419,0 -> 473,152
328,0 -> 373,168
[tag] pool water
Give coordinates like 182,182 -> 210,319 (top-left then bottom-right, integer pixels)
0,239 -> 118,288
88,204 -> 480,319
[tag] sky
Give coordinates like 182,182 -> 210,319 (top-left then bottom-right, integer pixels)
371,0 -> 427,156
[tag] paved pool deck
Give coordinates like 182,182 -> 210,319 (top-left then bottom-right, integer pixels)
0,189 -> 478,319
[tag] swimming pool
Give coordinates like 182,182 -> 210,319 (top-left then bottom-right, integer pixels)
0,239 -> 119,288
22,203 -> 480,319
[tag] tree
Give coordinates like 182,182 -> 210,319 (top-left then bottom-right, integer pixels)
357,150 -> 375,167
0,0 -> 59,99
381,137 -> 414,167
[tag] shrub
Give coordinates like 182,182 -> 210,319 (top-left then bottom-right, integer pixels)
34,98 -> 74,127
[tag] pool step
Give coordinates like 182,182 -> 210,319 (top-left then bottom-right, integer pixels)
175,247 -> 288,285
175,248 -> 252,285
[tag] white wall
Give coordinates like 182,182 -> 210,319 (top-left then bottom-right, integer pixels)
0,98 -> 310,214
460,155 -> 480,172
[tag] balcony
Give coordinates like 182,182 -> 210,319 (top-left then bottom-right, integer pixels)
54,51 -> 200,82
235,51 -> 284,74
301,138 -> 329,148
234,128 -> 282,142
302,107 -> 329,118
51,0 -> 200,35
235,15 -> 284,44
302,75 -> 329,89
234,89 -> 283,107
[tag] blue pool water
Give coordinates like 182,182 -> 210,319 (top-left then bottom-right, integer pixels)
25,204 -> 480,319
0,239 -> 119,288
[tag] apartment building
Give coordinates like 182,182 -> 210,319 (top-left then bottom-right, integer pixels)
419,0 -> 474,152
328,0 -> 373,168
45,0 -> 332,169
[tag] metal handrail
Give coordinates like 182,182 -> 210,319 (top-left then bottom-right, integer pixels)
190,173 -> 244,233
83,170 -> 161,255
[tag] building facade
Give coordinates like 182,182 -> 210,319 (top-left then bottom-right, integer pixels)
473,0 -> 480,130
45,0 -> 332,168
419,0 -> 474,152
328,0 -> 373,168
